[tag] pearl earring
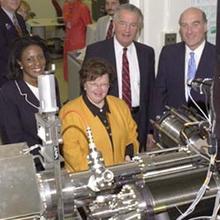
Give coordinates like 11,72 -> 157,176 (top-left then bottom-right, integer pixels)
20,66 -> 23,70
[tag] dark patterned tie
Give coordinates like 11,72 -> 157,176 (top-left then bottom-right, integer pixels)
122,47 -> 131,108
106,20 -> 113,39
13,14 -> 23,37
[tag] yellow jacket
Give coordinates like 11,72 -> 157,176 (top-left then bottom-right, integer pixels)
59,95 -> 139,172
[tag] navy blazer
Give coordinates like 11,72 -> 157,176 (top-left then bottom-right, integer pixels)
153,41 -> 216,118
0,8 -> 28,86
84,38 -> 155,148
0,80 -> 61,151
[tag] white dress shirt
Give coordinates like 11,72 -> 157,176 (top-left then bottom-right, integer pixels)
185,40 -> 205,101
114,37 -> 140,107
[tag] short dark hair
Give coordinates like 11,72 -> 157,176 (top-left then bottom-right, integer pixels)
80,58 -> 115,88
7,35 -> 50,80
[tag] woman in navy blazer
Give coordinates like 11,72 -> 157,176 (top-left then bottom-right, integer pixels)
0,36 -> 60,169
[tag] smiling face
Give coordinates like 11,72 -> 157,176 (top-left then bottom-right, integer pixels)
179,8 -> 207,50
0,0 -> 21,13
18,45 -> 46,86
84,74 -> 110,108
113,9 -> 139,47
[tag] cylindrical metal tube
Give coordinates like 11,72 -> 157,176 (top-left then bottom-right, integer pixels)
38,74 -> 58,113
37,148 -> 215,219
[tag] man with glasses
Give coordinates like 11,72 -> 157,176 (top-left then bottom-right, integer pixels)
153,7 -> 215,119
84,3 -> 155,152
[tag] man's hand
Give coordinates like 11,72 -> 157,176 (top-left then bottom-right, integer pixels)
125,155 -> 132,162
146,134 -> 156,151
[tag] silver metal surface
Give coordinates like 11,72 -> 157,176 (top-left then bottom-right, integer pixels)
1,105 -> 219,219
38,74 -> 58,113
0,143 -> 41,219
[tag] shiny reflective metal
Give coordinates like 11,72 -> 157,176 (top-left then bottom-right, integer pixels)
1,106 -> 219,219
151,106 -> 210,155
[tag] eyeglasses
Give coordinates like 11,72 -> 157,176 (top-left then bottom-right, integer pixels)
87,82 -> 110,89
117,20 -> 138,29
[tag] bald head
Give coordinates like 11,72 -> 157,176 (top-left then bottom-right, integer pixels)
179,7 -> 207,25
179,7 -> 207,50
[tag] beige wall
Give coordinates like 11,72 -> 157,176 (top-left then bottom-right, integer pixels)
25,0 -> 92,19
25,0 -> 57,18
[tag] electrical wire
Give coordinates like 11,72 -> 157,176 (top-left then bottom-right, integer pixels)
188,89 -> 210,124
211,188 -> 220,219
210,142 -> 220,219
23,144 -> 41,154
187,216 -> 211,220
176,81 -> 220,220
176,152 -> 216,220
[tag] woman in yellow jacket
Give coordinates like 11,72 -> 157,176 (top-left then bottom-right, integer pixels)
59,58 -> 139,172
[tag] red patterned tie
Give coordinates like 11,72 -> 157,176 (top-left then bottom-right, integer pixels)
106,20 -> 113,39
122,47 -> 131,108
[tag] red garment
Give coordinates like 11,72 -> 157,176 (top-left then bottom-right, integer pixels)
63,0 -> 92,80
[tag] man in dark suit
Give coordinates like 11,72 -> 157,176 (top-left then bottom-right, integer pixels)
0,0 -> 28,86
84,4 -> 155,151
153,7 -> 215,119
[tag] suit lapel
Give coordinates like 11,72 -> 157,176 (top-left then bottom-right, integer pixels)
179,43 -> 186,98
108,38 -> 117,69
108,39 -> 119,96
0,8 -> 17,35
191,41 -> 214,102
196,42 -> 210,78
134,42 -> 143,81
16,80 -> 39,109
0,8 -> 26,36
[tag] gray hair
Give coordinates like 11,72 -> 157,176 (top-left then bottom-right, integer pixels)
113,3 -> 144,30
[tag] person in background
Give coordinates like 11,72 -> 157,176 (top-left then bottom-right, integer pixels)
91,0 -> 106,21
59,58 -> 139,172
153,7 -> 215,119
0,0 -> 29,87
63,0 -> 92,81
95,0 -> 120,42
84,4 -> 155,152
0,36 -> 61,170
